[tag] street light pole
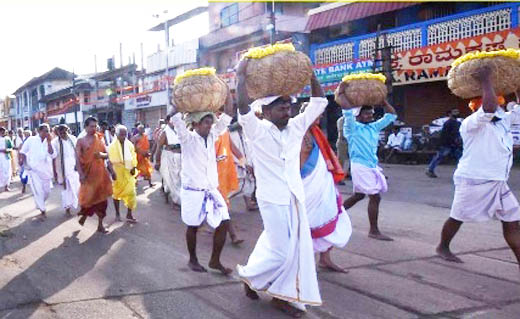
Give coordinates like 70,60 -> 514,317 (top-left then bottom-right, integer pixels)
164,16 -> 171,114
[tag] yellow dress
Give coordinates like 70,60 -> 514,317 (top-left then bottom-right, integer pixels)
108,139 -> 138,210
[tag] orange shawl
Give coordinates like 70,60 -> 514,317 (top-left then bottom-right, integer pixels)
78,133 -> 113,208
310,125 -> 345,183
215,131 -> 239,208
135,134 -> 153,178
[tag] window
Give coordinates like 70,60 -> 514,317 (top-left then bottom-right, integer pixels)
83,91 -> 90,103
39,84 -> 45,98
221,4 -> 239,27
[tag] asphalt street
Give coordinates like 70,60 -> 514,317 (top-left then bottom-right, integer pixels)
1,164 -> 519,318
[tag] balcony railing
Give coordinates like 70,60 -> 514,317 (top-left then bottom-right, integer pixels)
311,3 -> 519,65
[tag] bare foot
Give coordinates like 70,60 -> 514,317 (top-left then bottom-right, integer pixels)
188,260 -> 207,273
436,246 -> 463,263
208,261 -> 233,275
318,260 -> 348,273
368,232 -> 394,241
78,215 -> 87,226
39,211 -> 47,220
65,209 -> 72,217
97,226 -> 109,234
244,283 -> 259,300
126,217 -> 138,224
115,215 -> 122,222
270,298 -> 304,318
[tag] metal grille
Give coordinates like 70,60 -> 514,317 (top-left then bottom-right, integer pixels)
314,42 -> 354,65
428,8 -> 511,45
358,28 -> 422,59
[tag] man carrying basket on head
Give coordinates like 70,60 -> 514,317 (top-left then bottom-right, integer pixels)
335,73 -> 398,241
170,67 -> 235,275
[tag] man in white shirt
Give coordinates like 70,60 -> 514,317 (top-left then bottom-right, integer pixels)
384,126 -> 405,162
0,127 -> 13,192
170,92 -> 234,275
436,66 -> 520,268
52,125 -> 81,216
155,114 -> 182,207
19,124 -> 55,218
236,59 -> 327,316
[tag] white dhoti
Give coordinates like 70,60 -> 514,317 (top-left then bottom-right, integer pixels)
0,155 -> 12,188
27,170 -> 52,212
451,176 -> 520,222
237,196 -> 321,306
350,162 -> 387,195
230,165 -> 255,198
160,151 -> 182,205
303,151 -> 352,253
60,172 -> 80,210
180,186 -> 229,228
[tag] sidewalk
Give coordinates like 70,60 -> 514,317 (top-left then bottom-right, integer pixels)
1,164 -> 519,318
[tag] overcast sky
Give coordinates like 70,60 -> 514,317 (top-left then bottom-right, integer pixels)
0,0 -> 209,97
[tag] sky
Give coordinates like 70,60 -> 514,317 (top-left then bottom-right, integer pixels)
0,0 -> 209,97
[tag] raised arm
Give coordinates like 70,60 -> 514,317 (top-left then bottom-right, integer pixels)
154,130 -> 167,170
382,99 -> 397,115
310,70 -> 324,98
477,66 -> 498,114
335,81 -> 353,109
170,107 -> 192,144
236,58 -> 251,115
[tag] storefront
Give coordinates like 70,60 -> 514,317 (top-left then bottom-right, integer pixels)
124,91 -> 167,130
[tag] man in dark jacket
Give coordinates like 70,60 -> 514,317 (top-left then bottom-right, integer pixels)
426,109 -> 462,178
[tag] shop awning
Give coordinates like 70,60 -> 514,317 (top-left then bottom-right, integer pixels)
306,2 -> 418,31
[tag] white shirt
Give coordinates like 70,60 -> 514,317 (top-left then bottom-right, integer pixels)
14,136 -> 24,149
164,125 -> 180,145
51,135 -> 77,176
171,112 -> 232,190
455,106 -> 520,181
386,132 -> 405,148
20,135 -> 55,180
104,130 -> 114,146
238,97 -> 328,205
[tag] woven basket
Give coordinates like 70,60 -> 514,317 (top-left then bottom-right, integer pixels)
447,56 -> 520,99
172,74 -> 227,113
245,50 -> 313,99
335,79 -> 387,106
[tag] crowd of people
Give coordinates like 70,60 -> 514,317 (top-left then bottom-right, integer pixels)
1,64 -> 520,318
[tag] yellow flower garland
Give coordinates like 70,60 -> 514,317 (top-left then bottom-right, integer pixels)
341,72 -> 386,83
451,48 -> 520,68
243,43 -> 295,59
174,67 -> 216,85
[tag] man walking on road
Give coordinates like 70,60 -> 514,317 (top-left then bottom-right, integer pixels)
52,124 -> 80,216
170,91 -> 234,275
236,58 -> 327,317
426,109 -> 462,178
76,117 -> 115,233
108,125 -> 138,223
336,83 -> 397,241
436,66 -> 520,267
19,124 -> 55,218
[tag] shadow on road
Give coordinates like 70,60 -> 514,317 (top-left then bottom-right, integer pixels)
0,229 -> 120,316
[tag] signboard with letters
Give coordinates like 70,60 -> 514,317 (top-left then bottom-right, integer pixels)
304,27 -> 520,96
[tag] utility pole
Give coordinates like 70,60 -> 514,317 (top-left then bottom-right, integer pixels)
269,1 -> 276,44
120,43 -> 123,68
163,14 -> 171,114
373,24 -> 394,104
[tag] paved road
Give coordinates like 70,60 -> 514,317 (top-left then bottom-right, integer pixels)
1,164 -> 519,318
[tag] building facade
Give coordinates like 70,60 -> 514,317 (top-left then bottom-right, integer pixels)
306,2 -> 520,127
199,2 -> 317,91
13,68 -> 74,130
